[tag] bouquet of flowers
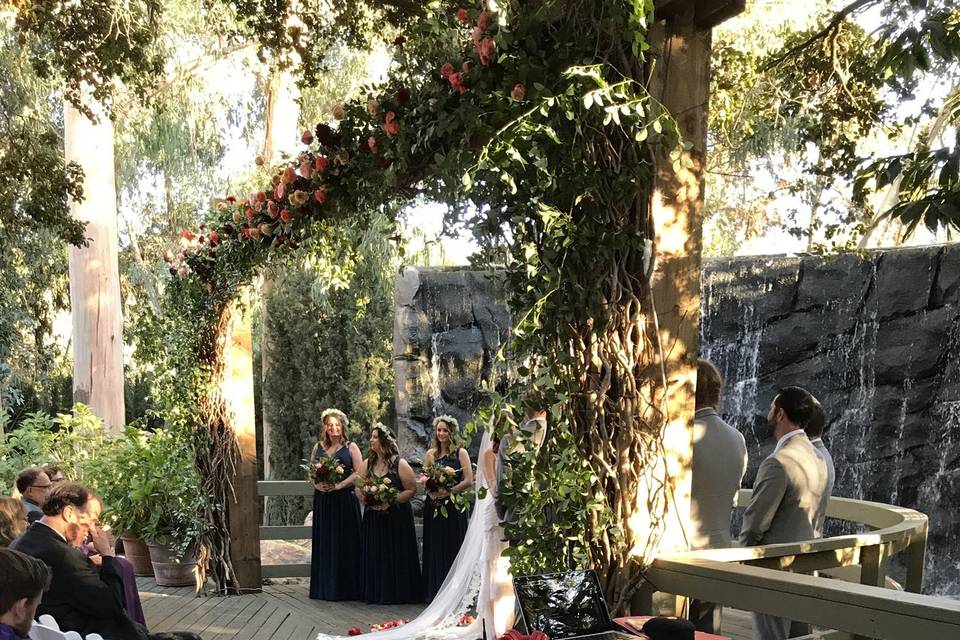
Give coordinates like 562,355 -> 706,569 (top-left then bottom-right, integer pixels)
308,456 -> 346,485
354,474 -> 399,508
420,462 -> 458,493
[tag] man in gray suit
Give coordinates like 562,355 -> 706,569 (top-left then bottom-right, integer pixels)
741,386 -> 829,640
688,359 -> 748,633
805,399 -> 835,537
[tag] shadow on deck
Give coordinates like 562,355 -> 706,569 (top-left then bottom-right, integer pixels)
138,578 -> 425,640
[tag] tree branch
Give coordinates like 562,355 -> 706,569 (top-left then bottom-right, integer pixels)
762,0 -> 879,71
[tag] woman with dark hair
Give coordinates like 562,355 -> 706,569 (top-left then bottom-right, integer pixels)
357,424 -> 422,604
0,497 -> 28,547
308,408 -> 363,601
420,415 -> 473,601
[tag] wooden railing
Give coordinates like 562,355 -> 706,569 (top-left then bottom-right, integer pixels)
257,480 -> 313,579
642,490 -> 960,640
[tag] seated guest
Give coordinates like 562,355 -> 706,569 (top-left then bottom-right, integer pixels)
0,547 -> 52,640
42,465 -> 66,485
15,468 -> 52,524
9,483 -> 199,640
0,497 -> 29,547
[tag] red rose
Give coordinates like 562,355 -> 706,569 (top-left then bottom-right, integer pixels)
396,87 -> 410,105
314,189 -> 327,204
393,34 -> 406,46
478,36 -> 496,65
477,10 -> 491,31
368,136 -> 378,152
209,231 -> 220,246
280,209 -> 292,224
347,628 -> 362,636
245,208 -> 254,222
301,129 -> 313,145
314,156 -> 328,173
456,7 -> 469,23
511,83 -> 526,101
440,63 -> 455,78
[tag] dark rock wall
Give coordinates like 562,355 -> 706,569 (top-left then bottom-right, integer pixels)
701,244 -> 960,596
393,267 -> 510,460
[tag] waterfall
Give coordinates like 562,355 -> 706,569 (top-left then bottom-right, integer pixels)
889,377 -> 912,506
428,332 -> 445,415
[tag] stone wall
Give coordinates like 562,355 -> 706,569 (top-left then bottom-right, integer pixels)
393,267 -> 510,460
701,243 -> 960,596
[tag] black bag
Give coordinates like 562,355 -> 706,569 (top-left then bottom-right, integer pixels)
641,616 -> 696,640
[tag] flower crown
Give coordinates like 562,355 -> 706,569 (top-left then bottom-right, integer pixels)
321,408 -> 349,429
373,422 -> 397,443
432,414 -> 460,432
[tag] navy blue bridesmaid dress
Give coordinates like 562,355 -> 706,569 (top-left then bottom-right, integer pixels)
360,464 -> 423,604
309,444 -> 362,600
421,449 -> 470,601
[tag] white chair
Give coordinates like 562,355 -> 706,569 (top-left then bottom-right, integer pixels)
29,622 -> 67,640
37,616 -> 59,630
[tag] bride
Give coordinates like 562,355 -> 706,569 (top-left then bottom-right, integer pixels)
316,430 -> 514,640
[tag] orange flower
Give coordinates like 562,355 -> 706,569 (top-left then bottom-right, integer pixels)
282,166 -> 297,184
383,112 -> 400,137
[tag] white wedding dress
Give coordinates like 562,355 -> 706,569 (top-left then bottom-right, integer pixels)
316,432 -> 514,640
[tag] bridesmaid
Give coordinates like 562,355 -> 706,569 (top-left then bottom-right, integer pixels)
358,424 -> 423,604
309,408 -> 363,600
421,415 -> 473,601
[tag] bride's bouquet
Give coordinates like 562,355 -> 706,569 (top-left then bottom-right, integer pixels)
307,456 -> 346,485
420,462 -> 458,493
355,474 -> 399,508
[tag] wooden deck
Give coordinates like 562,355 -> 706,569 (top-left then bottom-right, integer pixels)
138,578 -> 425,640
139,577 -> 753,640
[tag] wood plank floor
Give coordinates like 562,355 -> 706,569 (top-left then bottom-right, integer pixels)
138,578 -> 425,640
139,577 -> 754,640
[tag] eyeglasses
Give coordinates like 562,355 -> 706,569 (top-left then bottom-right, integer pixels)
30,483 -> 52,490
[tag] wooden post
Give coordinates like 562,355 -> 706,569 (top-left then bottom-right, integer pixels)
65,92 -> 126,432
223,294 -> 262,591
859,544 -> 888,588
905,521 -> 927,593
643,4 -> 712,557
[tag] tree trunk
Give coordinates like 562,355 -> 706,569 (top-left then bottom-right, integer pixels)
65,92 -> 126,432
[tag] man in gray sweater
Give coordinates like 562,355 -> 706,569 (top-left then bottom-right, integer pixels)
688,359 -> 748,633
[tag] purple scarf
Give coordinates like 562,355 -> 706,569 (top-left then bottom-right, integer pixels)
0,623 -> 28,640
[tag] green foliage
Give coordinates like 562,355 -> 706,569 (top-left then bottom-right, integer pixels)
87,425 -> 206,559
0,404 -> 106,494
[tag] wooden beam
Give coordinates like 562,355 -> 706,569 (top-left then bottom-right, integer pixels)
224,294 -> 262,591
653,0 -> 746,29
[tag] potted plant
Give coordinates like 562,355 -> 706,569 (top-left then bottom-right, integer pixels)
87,427 -> 156,576
90,426 -> 206,586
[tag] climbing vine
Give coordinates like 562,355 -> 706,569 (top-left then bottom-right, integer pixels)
165,0 -> 682,608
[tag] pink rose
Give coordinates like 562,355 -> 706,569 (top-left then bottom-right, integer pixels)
314,156 -> 328,173
245,208 -> 255,222
440,63 -> 455,78
279,209 -> 291,224
275,183 -> 285,200
448,72 -> 467,94
478,37 -> 496,65
299,161 -> 313,179
511,83 -> 526,101
301,129 -> 313,145
267,201 -> 279,218
314,189 -> 327,204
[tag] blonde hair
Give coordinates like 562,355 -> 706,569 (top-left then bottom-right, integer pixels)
0,496 -> 27,546
319,408 -> 349,449
431,415 -> 460,456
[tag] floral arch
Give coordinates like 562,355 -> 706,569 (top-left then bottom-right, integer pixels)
160,0 -> 713,611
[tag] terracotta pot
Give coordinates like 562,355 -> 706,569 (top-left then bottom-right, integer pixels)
119,534 -> 154,577
146,541 -> 198,587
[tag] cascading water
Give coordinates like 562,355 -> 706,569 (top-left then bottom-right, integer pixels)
429,332 -> 445,415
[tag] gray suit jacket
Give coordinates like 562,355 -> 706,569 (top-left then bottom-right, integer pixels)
22,496 -> 43,523
690,407 -> 748,549
740,433 -> 828,546
811,438 -> 836,537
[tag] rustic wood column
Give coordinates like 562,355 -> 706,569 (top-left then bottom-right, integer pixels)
65,93 -> 125,432
223,294 -> 262,591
